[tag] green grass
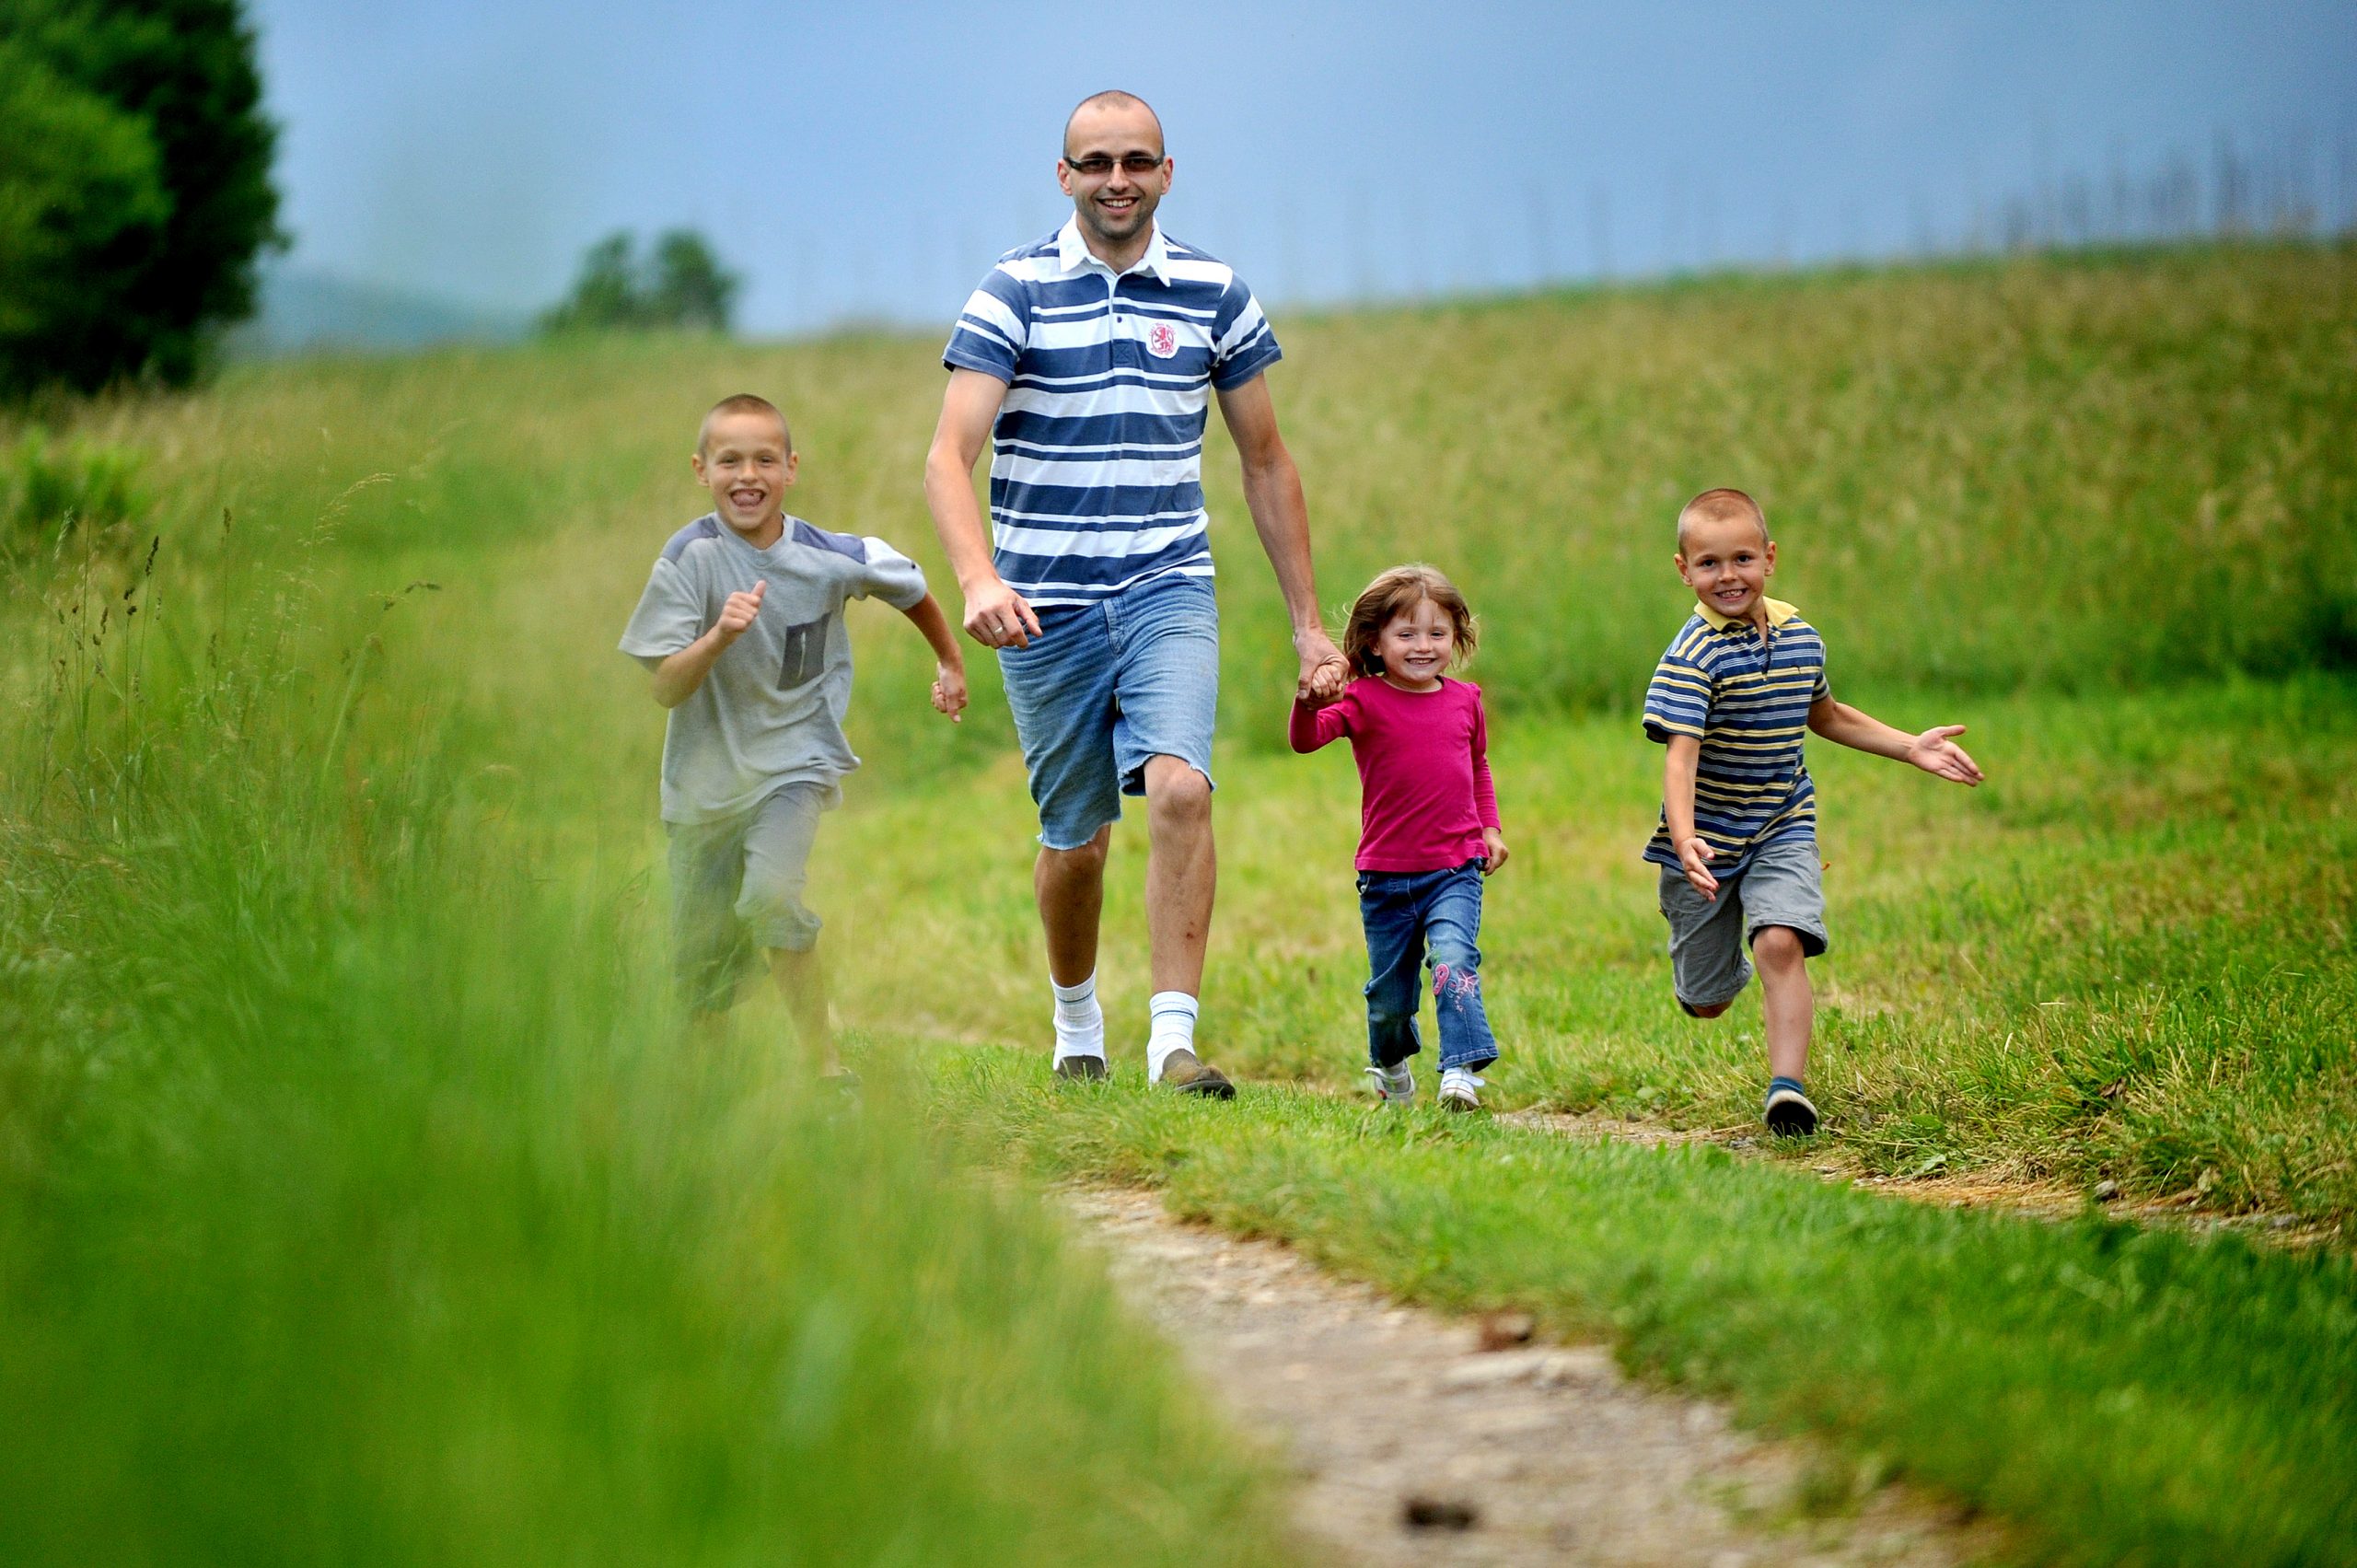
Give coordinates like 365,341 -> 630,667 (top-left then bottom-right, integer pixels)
925,1056 -> 2357,1568
830,674 -> 2357,1226
4,239 -> 2355,1561
0,535 -> 1300,1565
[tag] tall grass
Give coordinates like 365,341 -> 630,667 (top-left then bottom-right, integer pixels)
0,507 -> 1299,1563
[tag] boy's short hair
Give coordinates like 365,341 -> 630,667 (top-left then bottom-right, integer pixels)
699,393 -> 793,456
1677,488 -> 1769,552
1341,563 -> 1479,678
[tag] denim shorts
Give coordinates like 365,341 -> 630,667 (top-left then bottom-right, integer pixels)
1656,831 -> 1829,1010
666,780 -> 830,1014
996,573 -> 1220,850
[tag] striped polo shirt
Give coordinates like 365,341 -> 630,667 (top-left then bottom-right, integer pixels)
941,217 -> 1283,606
1642,598 -> 1830,873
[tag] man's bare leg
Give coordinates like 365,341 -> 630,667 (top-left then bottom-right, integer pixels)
765,945 -> 842,1076
1142,755 -> 1214,994
1036,825 -> 1111,986
1139,755 -> 1229,1093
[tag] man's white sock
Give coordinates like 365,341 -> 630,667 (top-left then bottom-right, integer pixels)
1145,991 -> 1200,1082
1051,973 -> 1104,1063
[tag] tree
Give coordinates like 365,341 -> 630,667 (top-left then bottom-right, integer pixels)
0,0 -> 282,393
0,44 -> 173,394
540,228 -> 739,334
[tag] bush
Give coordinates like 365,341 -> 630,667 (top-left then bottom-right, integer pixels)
0,428 -> 148,558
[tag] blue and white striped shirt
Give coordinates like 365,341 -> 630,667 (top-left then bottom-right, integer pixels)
942,217 -> 1283,607
1642,598 -> 1830,873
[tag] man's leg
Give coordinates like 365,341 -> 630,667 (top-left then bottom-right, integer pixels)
1142,754 -> 1214,996
1036,825 -> 1110,986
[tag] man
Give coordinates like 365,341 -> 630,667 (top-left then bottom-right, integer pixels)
924,89 -> 1349,1097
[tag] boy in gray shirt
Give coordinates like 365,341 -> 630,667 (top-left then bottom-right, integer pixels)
620,393 -> 966,1083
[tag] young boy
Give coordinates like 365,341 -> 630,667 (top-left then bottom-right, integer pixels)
1643,488 -> 1982,1135
620,393 -> 967,1083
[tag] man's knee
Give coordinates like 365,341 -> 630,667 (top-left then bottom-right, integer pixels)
1040,824 -> 1111,879
1752,925 -> 1807,970
1143,758 -> 1212,827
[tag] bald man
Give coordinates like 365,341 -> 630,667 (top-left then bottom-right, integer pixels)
925,90 -> 1348,1096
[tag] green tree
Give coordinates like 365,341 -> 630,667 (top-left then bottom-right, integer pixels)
646,229 -> 738,332
540,228 -> 739,334
0,0 -> 281,393
0,44 -> 173,394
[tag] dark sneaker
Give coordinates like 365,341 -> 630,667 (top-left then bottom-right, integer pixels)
1052,1053 -> 1108,1081
1156,1050 -> 1235,1099
1763,1079 -> 1819,1137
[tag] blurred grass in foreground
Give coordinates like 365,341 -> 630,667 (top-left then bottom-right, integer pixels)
0,532 -> 1298,1565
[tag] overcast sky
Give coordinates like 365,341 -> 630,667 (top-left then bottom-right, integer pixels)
249,0 -> 2357,332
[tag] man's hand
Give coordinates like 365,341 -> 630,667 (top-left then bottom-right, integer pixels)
716,578 -> 765,643
1678,835 -> 1720,900
1482,828 -> 1510,875
1906,725 -> 1984,786
962,577 -> 1042,650
932,661 -> 969,722
1295,625 -> 1349,703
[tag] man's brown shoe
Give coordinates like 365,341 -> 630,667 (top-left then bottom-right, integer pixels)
1052,1053 -> 1108,1081
1156,1050 -> 1235,1099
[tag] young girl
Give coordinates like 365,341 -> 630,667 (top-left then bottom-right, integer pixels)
1289,564 -> 1507,1110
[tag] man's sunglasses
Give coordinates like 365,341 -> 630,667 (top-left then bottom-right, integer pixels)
1064,154 -> 1166,177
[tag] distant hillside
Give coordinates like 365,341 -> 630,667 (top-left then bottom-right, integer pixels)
226,266 -> 533,357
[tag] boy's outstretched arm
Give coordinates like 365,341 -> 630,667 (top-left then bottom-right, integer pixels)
1806,696 -> 1984,785
649,579 -> 764,708
1664,734 -> 1720,899
900,591 -> 969,721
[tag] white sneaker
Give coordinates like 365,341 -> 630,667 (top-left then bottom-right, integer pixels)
1365,1063 -> 1417,1103
1438,1067 -> 1486,1113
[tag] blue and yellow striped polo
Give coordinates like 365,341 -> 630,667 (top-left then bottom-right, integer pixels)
1642,598 -> 1829,873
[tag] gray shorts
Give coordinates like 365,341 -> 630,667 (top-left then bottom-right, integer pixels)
1657,832 -> 1829,1011
666,781 -> 829,1014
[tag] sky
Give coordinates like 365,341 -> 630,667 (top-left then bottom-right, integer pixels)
248,0 -> 2357,333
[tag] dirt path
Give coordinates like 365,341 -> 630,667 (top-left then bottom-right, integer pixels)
1067,1186 -> 2003,1568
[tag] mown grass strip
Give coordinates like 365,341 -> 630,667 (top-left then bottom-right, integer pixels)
928,1051 -> 2357,1568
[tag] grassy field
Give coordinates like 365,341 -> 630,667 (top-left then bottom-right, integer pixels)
3,239 -> 2353,1561
926,1058 -> 2357,1568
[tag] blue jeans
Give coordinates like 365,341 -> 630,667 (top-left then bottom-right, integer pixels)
996,574 -> 1220,851
1358,860 -> 1498,1072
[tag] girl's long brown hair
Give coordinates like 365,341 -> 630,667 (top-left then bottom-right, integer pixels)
1341,563 -> 1478,678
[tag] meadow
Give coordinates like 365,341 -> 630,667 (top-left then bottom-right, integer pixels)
2,239 -> 2352,1562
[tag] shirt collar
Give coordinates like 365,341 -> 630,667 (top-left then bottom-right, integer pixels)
1698,596 -> 1800,633
1055,215 -> 1171,282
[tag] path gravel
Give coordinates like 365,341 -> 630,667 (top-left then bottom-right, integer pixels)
1066,1186 -> 2002,1568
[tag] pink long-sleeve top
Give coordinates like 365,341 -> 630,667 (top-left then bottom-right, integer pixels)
1289,675 -> 1501,873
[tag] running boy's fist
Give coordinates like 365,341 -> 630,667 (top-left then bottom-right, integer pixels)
716,578 -> 765,641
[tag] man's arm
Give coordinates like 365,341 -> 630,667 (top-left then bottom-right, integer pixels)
900,590 -> 970,721
923,368 -> 1040,650
1214,374 -> 1348,702
1663,733 -> 1719,898
648,580 -> 763,708
1806,696 -> 1983,785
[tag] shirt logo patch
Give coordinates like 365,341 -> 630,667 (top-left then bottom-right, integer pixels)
1147,322 -> 1178,358
778,613 -> 830,691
